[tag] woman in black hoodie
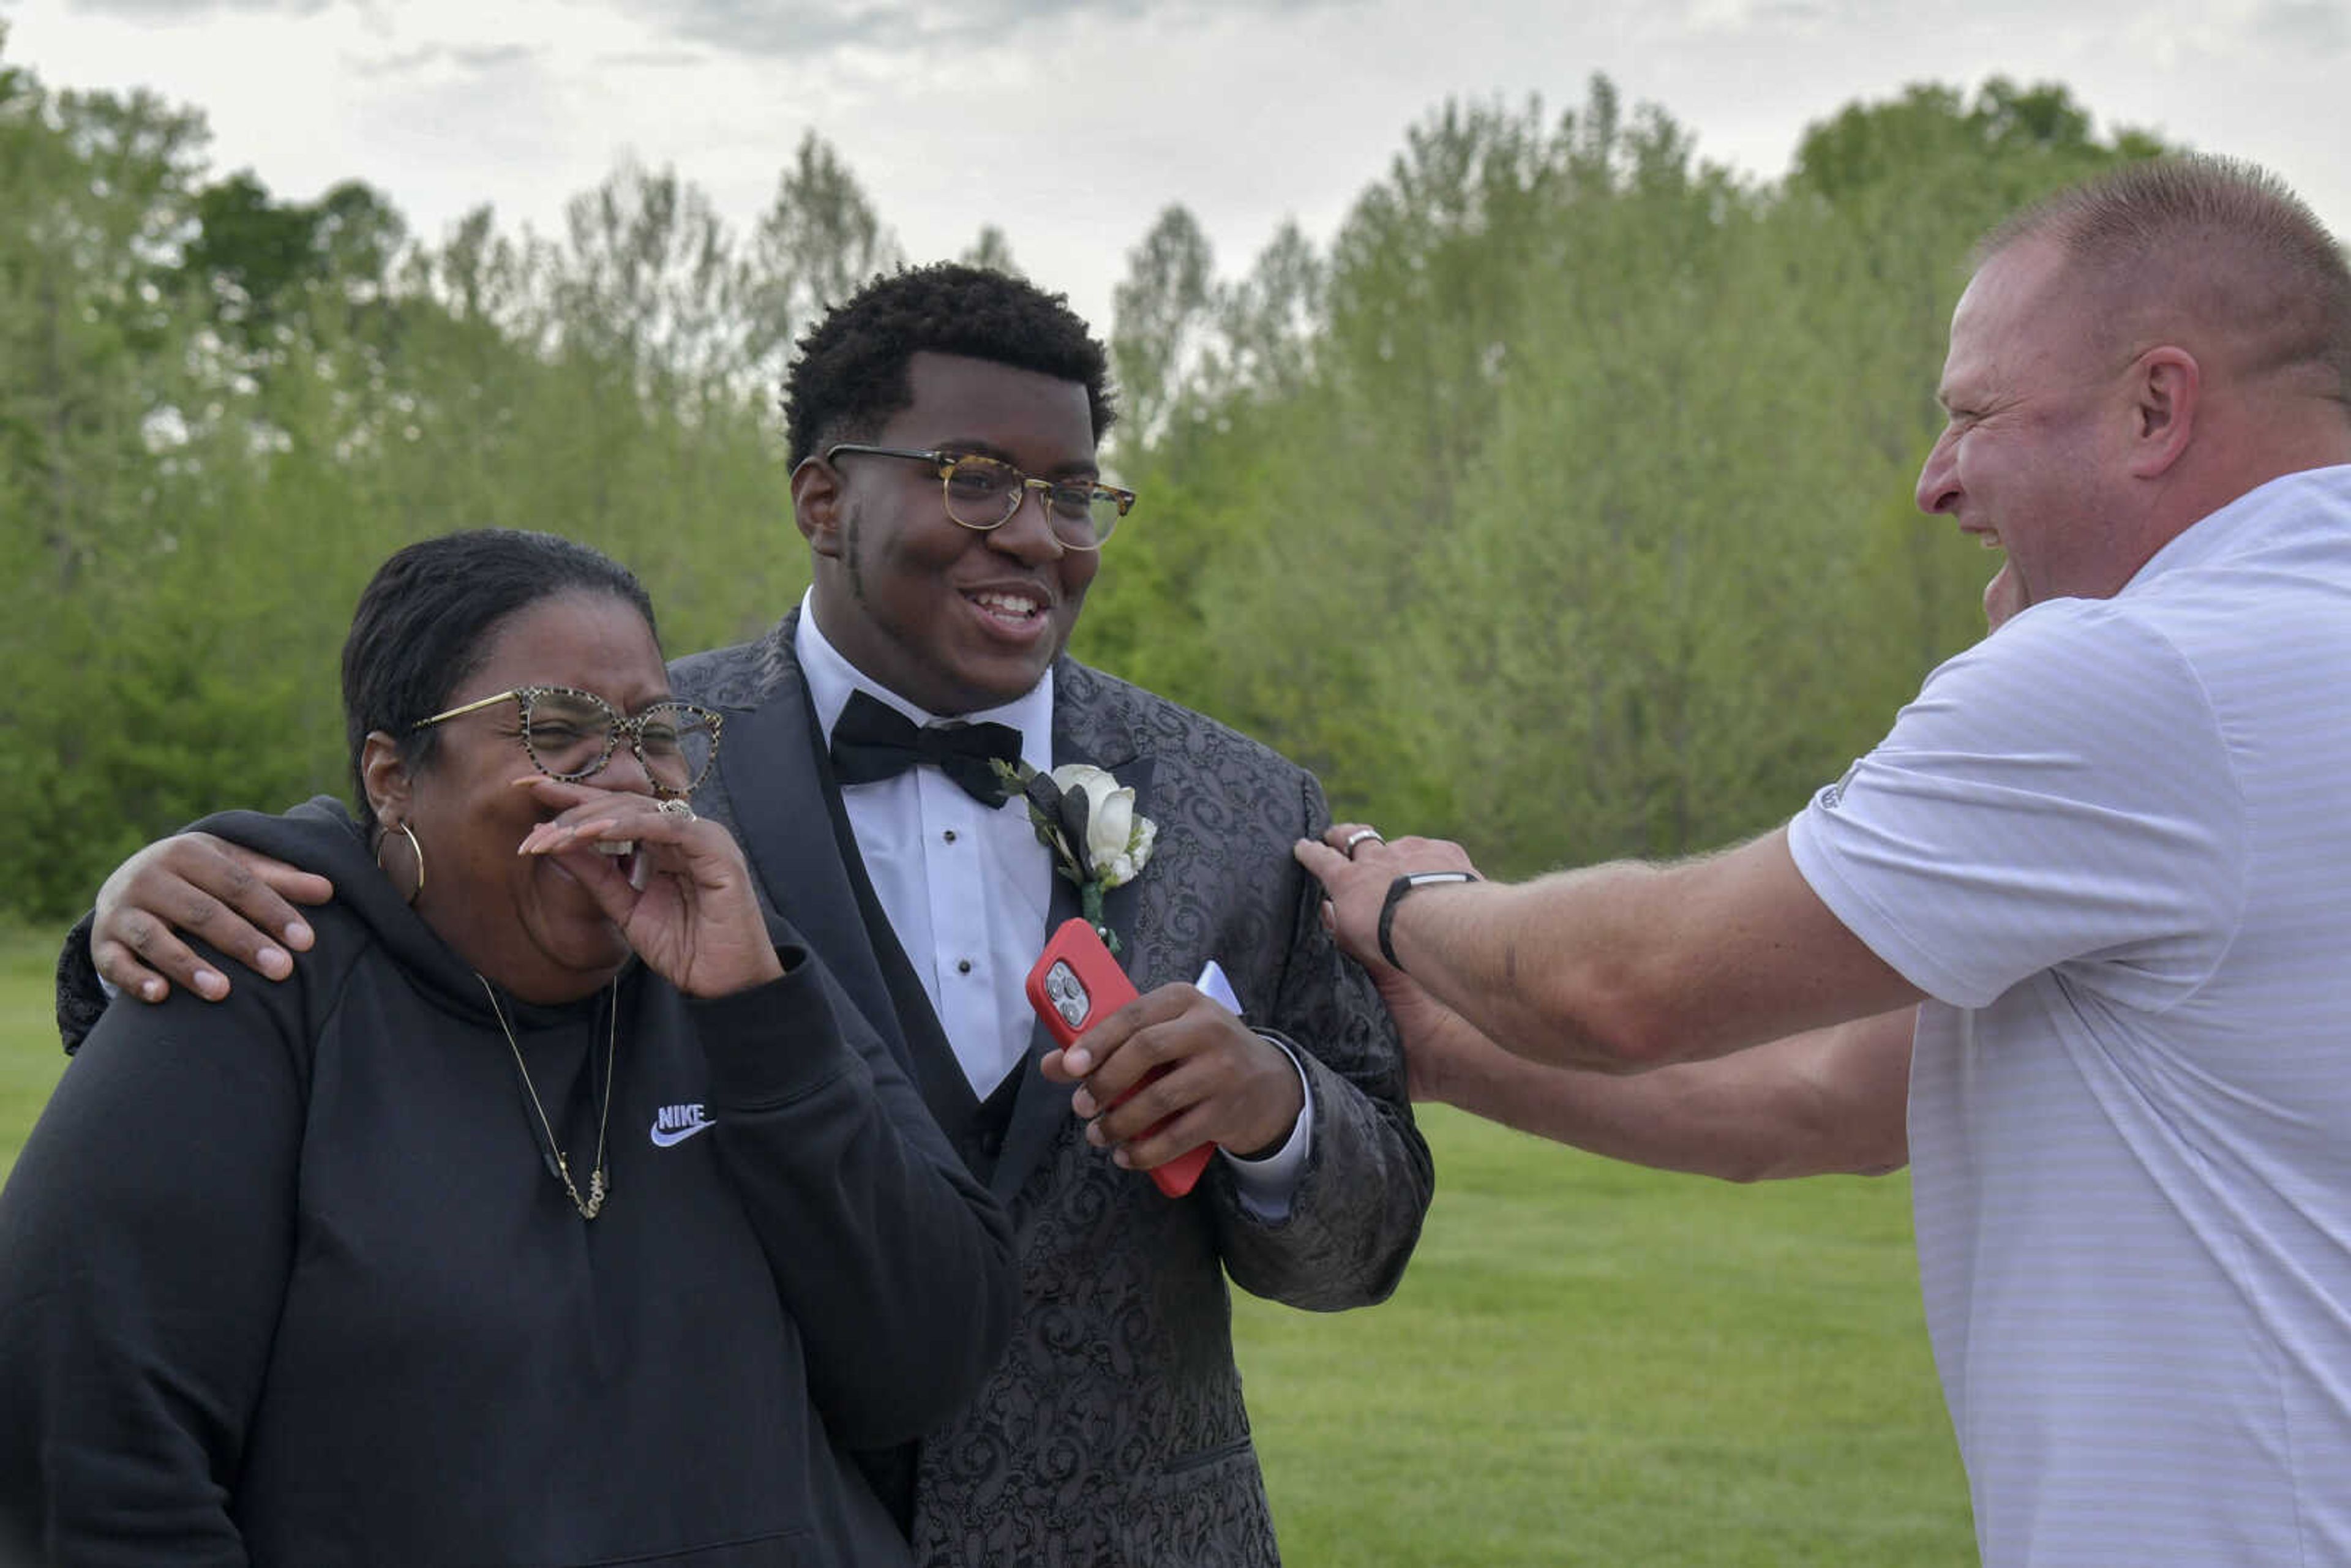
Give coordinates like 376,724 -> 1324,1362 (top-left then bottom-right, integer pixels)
0,529 -> 1019,1566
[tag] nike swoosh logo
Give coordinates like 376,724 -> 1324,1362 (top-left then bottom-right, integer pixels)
648,1106 -> 716,1148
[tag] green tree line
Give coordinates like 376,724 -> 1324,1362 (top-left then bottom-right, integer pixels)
2,21 -> 2181,920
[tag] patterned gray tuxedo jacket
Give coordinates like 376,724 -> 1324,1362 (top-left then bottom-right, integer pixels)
668,612 -> 1434,1567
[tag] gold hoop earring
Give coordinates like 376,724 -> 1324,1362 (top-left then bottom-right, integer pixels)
376,820 -> 425,904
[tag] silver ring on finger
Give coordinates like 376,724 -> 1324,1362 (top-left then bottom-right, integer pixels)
655,798 -> 696,820
1342,827 -> 1384,858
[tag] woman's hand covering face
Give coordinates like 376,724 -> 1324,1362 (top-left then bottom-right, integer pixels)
512,778 -> 784,998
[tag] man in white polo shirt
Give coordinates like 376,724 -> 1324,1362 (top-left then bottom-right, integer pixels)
1301,156 -> 2351,1565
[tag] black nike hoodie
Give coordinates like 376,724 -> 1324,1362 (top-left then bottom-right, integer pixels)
0,799 -> 1017,1566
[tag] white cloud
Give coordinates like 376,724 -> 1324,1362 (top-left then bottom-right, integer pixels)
639,0 -> 1362,56
56,0 -> 328,15
2250,0 -> 2350,54
4,0 -> 2346,341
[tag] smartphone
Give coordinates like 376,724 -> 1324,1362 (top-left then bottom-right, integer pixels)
1026,918 -> 1213,1198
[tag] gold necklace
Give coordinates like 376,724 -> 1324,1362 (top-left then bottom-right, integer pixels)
478,974 -> 617,1220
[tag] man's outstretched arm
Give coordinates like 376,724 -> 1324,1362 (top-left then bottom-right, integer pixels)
1397,969 -> 1913,1181
1297,825 -> 1922,1075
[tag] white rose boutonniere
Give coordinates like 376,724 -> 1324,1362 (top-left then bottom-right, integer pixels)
1058,764 -> 1156,889
991,759 -> 1158,953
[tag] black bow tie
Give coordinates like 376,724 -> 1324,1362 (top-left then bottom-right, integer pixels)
828,689 -> 1022,806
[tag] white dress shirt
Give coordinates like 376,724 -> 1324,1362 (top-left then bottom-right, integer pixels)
795,594 -> 1311,1207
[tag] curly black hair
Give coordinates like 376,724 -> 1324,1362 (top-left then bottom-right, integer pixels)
781,263 -> 1117,467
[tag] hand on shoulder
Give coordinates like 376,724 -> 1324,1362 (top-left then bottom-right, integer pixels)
91,831 -> 334,1003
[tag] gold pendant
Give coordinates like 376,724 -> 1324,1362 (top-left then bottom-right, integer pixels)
481,972 -> 617,1223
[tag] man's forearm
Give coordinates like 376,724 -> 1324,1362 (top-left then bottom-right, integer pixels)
1426,1005 -> 1914,1182
1383,831 -> 1921,1073
1388,861 -> 1668,1071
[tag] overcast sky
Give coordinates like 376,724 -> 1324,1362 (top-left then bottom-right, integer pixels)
4,0 -> 2347,334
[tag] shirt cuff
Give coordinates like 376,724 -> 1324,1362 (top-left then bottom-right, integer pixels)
1220,1033 -> 1315,1221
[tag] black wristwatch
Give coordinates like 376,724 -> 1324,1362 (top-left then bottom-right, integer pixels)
1378,871 -> 1479,972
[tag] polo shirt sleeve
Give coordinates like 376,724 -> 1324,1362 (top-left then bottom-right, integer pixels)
1787,602 -> 2246,1011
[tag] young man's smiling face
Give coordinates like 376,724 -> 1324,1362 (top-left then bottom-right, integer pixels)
798,351 -> 1103,716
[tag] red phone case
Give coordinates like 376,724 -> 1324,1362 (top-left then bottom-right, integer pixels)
1026,917 -> 1213,1198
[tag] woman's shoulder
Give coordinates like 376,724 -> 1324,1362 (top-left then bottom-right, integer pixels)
196,798 -> 421,972
163,799 -> 426,1051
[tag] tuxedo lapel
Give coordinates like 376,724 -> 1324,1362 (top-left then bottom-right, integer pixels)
990,879 -> 1087,1205
988,681 -> 1155,1206
715,644 -> 923,1080
810,737 -> 988,1136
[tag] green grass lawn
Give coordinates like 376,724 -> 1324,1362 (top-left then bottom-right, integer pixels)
1235,1115 -> 1973,1564
1,927 -> 69,1177
0,928 -> 1973,1564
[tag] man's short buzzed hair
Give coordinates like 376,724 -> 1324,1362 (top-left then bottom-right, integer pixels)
1984,155 -> 2351,406
781,263 -> 1117,468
